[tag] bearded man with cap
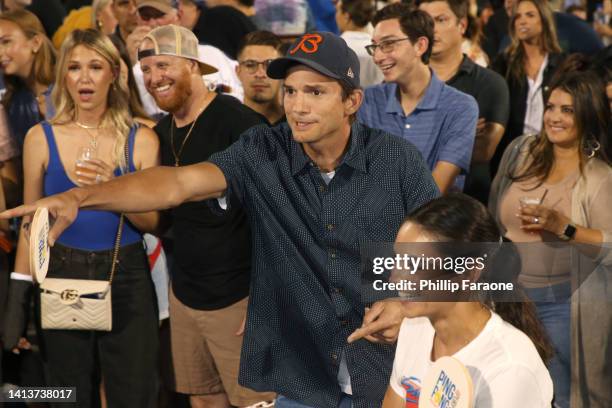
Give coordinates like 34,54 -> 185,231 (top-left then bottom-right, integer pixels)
2,31 -> 439,408
135,25 -> 272,408
127,0 -> 243,118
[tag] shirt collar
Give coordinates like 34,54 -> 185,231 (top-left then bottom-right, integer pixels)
290,122 -> 368,176
342,123 -> 367,173
384,69 -> 444,115
456,54 -> 476,75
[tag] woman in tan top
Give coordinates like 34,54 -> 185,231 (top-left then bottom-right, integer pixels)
489,72 -> 611,408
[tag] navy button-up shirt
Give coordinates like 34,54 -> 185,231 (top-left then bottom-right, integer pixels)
209,122 -> 439,408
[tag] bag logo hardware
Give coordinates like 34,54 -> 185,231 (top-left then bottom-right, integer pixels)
60,289 -> 80,305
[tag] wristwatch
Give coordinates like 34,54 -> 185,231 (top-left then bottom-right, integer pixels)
558,223 -> 577,241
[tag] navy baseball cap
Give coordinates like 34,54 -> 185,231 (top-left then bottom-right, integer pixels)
267,32 -> 360,88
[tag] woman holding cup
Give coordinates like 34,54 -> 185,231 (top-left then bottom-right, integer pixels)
489,72 -> 612,407
2,29 -> 161,407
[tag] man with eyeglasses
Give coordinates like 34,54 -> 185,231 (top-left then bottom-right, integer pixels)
126,0 -> 243,118
235,31 -> 285,125
358,3 -> 478,194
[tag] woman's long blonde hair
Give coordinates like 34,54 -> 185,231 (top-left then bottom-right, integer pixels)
504,0 -> 561,83
0,9 -> 56,108
51,29 -> 133,171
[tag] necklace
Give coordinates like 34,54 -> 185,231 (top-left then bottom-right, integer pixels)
74,121 -> 101,149
74,120 -> 100,130
170,95 -> 211,166
170,118 -> 198,166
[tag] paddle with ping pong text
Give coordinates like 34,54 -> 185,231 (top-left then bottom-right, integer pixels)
29,207 -> 50,283
419,356 -> 474,408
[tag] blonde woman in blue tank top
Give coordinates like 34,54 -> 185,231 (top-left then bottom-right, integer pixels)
3,29 -> 161,408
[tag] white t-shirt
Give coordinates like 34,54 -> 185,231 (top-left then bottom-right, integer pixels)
390,312 -> 553,408
341,30 -> 384,88
133,44 -> 244,118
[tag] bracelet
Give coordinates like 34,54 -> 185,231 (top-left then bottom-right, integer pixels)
10,272 -> 33,282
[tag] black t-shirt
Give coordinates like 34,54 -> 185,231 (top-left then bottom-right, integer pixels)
193,5 -> 257,59
155,94 -> 265,310
447,55 -> 510,127
447,55 -> 510,204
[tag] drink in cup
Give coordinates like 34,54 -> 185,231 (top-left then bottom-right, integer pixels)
519,196 -> 541,225
75,146 -> 98,179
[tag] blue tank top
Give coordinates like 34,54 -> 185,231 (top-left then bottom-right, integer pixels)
41,121 -> 142,250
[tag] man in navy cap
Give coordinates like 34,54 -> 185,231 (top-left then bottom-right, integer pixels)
2,31 -> 439,408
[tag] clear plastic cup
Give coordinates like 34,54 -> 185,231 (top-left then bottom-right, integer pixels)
519,196 -> 542,225
75,146 -> 97,179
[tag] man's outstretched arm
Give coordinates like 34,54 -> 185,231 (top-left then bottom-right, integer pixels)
78,162 -> 227,211
1,161 -> 228,245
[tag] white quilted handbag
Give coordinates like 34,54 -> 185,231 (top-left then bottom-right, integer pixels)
40,278 -> 112,331
39,213 -> 123,331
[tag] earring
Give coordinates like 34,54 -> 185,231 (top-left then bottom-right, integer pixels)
583,138 -> 601,159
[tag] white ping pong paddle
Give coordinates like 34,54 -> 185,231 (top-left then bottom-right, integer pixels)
419,356 -> 474,408
29,207 -> 50,283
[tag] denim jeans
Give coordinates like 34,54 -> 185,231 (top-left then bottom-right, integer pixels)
37,242 -> 159,408
524,282 -> 571,408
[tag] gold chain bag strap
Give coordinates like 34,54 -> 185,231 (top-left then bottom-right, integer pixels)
40,135 -> 131,331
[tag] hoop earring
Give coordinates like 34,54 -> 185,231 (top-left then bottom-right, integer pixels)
583,138 -> 601,159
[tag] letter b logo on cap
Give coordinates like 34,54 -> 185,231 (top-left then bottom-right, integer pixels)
290,34 -> 323,54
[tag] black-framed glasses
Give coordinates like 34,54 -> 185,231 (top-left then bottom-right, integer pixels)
365,38 -> 411,56
238,59 -> 274,74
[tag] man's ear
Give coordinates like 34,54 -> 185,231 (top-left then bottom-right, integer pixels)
459,17 -> 468,36
188,59 -> 200,75
344,88 -> 364,116
414,36 -> 430,59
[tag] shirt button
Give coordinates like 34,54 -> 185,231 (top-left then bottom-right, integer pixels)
331,353 -> 338,361
330,250 -> 337,259
319,185 -> 326,193
405,123 -> 411,129
327,224 -> 335,231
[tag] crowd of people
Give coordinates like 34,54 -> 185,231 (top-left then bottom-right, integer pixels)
0,0 -> 609,407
